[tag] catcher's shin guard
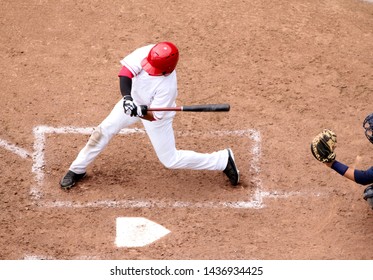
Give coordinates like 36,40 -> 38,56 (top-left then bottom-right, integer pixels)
363,184 -> 373,210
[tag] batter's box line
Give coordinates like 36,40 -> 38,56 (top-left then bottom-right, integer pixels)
29,125 -> 296,209
35,190 -> 323,210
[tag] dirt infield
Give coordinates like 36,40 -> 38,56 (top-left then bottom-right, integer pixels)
1,0 -> 373,260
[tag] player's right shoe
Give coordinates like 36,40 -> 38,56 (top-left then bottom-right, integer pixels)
60,170 -> 86,189
223,148 -> 240,186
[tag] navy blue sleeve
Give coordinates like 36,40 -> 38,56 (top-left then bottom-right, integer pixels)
354,166 -> 373,185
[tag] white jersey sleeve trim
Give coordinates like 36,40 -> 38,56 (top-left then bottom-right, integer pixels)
120,44 -> 155,77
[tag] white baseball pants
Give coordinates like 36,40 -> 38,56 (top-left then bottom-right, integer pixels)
69,99 -> 229,174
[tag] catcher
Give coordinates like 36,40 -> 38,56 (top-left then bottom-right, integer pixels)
311,113 -> 373,209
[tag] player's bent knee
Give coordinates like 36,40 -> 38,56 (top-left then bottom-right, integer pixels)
88,127 -> 103,147
158,157 -> 177,169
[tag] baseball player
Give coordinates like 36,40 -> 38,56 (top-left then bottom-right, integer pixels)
311,113 -> 373,209
60,42 -> 239,189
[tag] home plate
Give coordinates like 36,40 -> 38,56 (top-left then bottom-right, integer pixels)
115,217 -> 171,247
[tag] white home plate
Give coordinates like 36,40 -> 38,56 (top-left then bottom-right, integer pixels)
115,217 -> 171,247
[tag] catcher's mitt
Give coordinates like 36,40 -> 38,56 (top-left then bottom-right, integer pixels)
311,129 -> 337,163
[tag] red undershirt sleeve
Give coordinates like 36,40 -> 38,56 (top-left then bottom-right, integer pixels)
118,66 -> 134,78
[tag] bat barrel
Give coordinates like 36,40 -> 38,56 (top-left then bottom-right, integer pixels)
182,104 -> 230,112
147,104 -> 230,112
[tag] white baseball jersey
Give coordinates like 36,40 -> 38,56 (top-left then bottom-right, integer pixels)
120,44 -> 177,121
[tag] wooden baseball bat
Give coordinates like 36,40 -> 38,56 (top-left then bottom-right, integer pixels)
147,104 -> 230,112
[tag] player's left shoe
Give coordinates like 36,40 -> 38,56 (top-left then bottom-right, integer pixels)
223,148 -> 240,186
60,170 -> 86,189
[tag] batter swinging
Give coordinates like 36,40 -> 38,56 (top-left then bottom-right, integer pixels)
60,42 -> 240,189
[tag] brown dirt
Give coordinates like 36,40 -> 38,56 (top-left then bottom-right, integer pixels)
1,0 -> 373,260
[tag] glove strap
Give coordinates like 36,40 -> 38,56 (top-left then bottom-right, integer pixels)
123,95 -> 133,101
331,161 -> 348,176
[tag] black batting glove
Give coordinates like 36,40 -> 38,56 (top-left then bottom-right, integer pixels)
137,105 -> 148,117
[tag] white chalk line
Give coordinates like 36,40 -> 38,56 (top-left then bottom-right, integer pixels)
0,138 -> 32,159
28,125 -> 318,209
23,254 -> 100,260
30,126 -> 144,199
35,190 -> 321,209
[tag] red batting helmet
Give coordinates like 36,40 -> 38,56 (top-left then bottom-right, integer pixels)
141,42 -> 179,76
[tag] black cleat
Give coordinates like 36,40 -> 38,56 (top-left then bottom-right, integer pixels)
60,170 -> 86,189
223,148 -> 240,186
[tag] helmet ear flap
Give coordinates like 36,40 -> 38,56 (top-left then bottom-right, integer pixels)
363,113 -> 373,144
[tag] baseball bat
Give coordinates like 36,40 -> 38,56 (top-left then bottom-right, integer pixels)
147,104 -> 230,112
